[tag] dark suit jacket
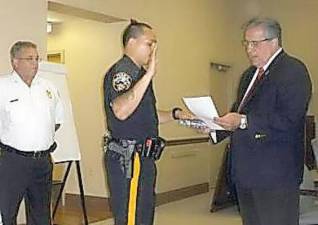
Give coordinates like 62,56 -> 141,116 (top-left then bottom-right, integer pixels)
217,50 -> 312,189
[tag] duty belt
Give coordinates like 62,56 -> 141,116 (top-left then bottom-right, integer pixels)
0,142 -> 57,159
103,135 -> 166,178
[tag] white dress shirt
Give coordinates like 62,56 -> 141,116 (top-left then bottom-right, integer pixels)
0,71 -> 64,151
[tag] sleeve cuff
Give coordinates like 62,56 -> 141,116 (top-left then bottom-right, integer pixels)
209,131 -> 217,143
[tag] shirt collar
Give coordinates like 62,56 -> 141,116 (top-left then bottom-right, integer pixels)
123,54 -> 144,78
12,70 -> 40,86
124,55 -> 139,67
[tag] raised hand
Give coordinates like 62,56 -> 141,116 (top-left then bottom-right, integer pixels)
146,43 -> 158,78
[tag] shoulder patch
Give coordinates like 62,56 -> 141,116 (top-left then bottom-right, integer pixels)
112,72 -> 132,92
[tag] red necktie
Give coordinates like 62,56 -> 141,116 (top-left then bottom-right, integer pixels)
256,67 -> 265,80
237,68 -> 265,112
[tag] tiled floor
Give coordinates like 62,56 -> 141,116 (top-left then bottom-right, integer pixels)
90,191 -> 318,225
91,192 -> 242,225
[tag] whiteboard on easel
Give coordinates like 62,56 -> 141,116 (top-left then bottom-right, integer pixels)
38,61 -> 81,162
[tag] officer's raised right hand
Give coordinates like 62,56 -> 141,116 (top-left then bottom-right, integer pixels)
146,43 -> 157,78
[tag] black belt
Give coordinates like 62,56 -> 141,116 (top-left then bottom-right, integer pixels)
108,136 -> 166,160
0,142 -> 57,159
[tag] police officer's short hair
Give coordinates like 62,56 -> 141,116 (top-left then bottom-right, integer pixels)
10,41 -> 37,60
243,17 -> 282,46
122,19 -> 152,47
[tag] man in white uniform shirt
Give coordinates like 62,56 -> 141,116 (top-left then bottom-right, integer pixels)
0,41 -> 64,225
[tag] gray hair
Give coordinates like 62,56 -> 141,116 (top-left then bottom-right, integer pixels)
243,18 -> 282,46
10,41 -> 37,60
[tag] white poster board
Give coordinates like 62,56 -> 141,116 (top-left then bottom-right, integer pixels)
38,61 -> 81,162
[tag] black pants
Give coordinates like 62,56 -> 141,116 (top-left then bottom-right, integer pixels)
105,150 -> 157,225
0,150 -> 53,225
236,185 -> 300,225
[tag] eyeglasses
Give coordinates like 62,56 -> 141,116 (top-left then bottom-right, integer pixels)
241,38 -> 274,48
16,57 -> 42,62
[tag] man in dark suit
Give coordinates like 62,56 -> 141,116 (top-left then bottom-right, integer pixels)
213,18 -> 312,225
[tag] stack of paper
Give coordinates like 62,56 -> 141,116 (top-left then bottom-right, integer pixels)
182,96 -> 224,130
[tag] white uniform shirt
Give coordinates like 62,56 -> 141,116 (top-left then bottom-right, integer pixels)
0,71 -> 64,151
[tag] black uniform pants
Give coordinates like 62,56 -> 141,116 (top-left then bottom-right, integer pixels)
236,185 -> 300,225
105,150 -> 157,225
0,150 -> 53,225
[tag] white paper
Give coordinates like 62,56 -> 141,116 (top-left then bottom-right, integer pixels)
39,61 -> 81,162
182,96 -> 224,130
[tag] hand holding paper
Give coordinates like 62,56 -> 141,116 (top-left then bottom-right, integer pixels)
214,112 -> 242,131
182,96 -> 224,130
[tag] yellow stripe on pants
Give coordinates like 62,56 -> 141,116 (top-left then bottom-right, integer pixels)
127,153 -> 141,225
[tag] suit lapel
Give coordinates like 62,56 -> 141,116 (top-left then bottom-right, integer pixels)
236,67 -> 256,112
237,68 -> 256,105
239,50 -> 286,111
241,70 -> 267,108
265,50 -> 286,76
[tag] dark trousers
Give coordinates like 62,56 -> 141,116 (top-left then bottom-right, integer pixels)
0,150 -> 53,225
236,185 -> 300,225
105,150 -> 157,225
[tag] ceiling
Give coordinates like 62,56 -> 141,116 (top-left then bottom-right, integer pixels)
47,1 -> 126,24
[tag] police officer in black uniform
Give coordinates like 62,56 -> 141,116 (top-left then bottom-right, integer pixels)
103,20 -> 191,225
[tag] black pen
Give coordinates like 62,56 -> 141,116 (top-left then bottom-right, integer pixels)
9,99 -> 18,103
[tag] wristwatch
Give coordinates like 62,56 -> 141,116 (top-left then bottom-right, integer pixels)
239,115 -> 248,129
172,107 -> 182,120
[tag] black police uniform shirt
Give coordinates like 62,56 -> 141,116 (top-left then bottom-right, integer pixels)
104,55 -> 158,142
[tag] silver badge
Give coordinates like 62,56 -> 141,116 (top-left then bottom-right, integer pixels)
112,72 -> 132,92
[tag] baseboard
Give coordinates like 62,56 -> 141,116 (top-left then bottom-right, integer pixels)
156,183 -> 209,206
63,182 -> 209,211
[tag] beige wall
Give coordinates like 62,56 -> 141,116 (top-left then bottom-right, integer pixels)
47,0 -> 231,196
0,0 -> 231,198
3,0 -> 318,198
157,143 -> 212,193
49,0 -> 232,114
0,1 -> 47,73
48,14 -> 127,195
221,0 -> 318,114
261,0 -> 318,114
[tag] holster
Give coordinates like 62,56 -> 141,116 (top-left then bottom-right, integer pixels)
104,134 -> 135,178
103,134 -> 166,178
